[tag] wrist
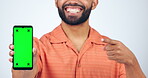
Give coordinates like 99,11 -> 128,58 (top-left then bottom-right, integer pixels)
125,54 -> 137,66
124,57 -> 146,78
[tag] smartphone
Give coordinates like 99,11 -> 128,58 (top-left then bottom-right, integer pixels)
13,26 -> 33,70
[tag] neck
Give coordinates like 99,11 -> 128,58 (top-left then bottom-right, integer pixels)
61,20 -> 90,52
61,20 -> 90,39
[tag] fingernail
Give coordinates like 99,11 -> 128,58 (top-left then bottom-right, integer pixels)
33,48 -> 36,52
10,45 -> 14,49
10,51 -> 12,54
11,51 -> 14,54
101,38 -> 104,42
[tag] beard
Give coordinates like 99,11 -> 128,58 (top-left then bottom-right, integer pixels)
58,4 -> 92,25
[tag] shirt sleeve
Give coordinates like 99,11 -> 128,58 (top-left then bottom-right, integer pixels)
119,64 -> 126,78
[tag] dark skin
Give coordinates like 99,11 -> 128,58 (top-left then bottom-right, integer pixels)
103,38 -> 146,78
9,45 -> 38,78
9,0 -> 146,78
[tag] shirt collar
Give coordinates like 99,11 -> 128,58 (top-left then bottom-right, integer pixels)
88,27 -> 106,45
50,24 -> 106,45
49,25 -> 68,43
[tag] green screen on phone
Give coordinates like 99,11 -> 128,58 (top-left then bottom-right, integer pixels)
13,26 -> 33,70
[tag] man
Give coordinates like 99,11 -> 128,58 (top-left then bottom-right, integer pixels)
9,0 -> 146,78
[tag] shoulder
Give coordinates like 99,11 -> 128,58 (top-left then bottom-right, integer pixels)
33,32 -> 52,48
91,27 -> 110,40
40,32 -> 51,42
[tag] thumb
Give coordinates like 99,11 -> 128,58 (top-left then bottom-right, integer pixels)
33,48 -> 38,66
102,38 -> 116,45
33,48 -> 37,56
102,38 -> 111,43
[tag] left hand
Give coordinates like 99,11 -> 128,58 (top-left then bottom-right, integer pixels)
102,38 -> 136,65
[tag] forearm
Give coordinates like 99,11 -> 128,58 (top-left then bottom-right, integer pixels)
125,58 -> 146,78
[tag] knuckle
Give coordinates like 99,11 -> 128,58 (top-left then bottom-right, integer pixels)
9,51 -> 12,55
117,59 -> 123,63
116,45 -> 121,50
104,46 -> 108,50
9,44 -> 12,46
108,55 -> 116,60
9,51 -> 14,56
116,50 -> 121,54
9,44 -> 14,50
113,54 -> 118,60
107,51 -> 111,56
9,44 -> 12,49
106,46 -> 110,50
114,40 -> 121,44
117,41 -> 121,44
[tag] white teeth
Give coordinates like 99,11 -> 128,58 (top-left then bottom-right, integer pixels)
67,8 -> 81,13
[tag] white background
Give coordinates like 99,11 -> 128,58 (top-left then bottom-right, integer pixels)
0,0 -> 148,77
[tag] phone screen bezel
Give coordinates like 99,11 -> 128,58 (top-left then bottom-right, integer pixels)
13,25 -> 33,70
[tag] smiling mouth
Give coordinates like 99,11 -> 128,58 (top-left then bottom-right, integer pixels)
65,6 -> 83,14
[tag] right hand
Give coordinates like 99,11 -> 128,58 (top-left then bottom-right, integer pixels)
9,44 -> 38,78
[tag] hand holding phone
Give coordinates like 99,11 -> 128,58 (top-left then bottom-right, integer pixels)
8,25 -> 38,78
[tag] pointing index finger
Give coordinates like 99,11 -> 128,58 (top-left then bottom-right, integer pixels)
102,38 -> 118,45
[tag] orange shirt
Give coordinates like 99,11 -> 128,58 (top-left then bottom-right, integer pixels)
33,25 -> 126,78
